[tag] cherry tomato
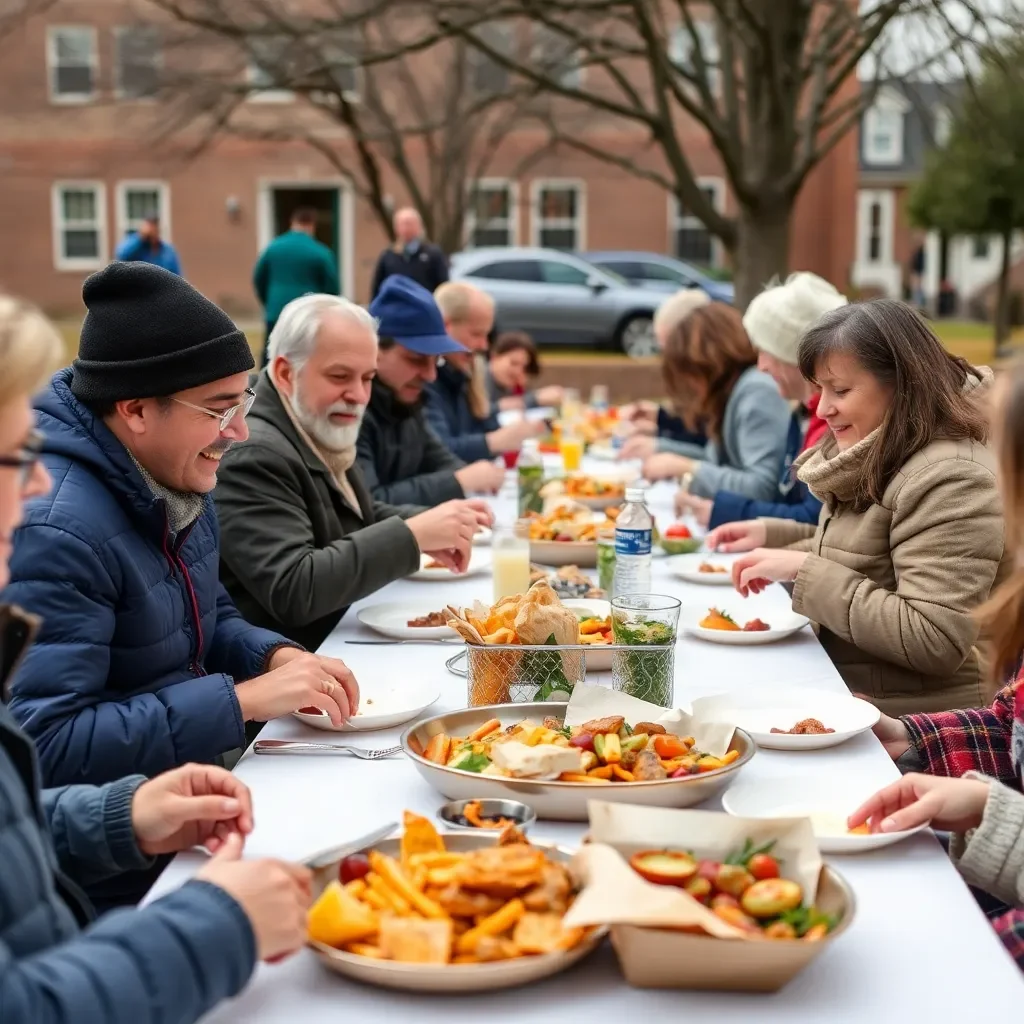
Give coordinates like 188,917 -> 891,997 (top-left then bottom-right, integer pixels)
696,859 -> 721,882
665,523 -> 693,539
569,731 -> 595,752
629,850 -> 698,886
748,853 -> 780,880
339,853 -> 371,885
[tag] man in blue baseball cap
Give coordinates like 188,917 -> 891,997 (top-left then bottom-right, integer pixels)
357,276 -> 506,506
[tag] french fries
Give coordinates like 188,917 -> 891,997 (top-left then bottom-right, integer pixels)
307,811 -> 590,966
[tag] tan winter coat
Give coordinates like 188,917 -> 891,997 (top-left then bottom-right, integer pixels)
763,382 -> 1010,715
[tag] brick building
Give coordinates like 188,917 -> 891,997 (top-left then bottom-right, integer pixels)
0,1 -> 857,320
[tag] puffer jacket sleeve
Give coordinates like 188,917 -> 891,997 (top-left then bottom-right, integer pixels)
5,524 -> 247,785
791,458 -> 1004,677
205,583 -> 299,677
0,880 -> 256,1024
42,775 -> 152,888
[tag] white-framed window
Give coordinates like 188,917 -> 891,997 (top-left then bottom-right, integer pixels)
670,178 -> 723,267
855,189 -> 895,266
863,92 -> 909,165
51,182 -> 107,271
47,26 -> 98,103
669,20 -> 719,92
247,35 -> 360,103
972,236 -> 991,260
932,104 -> 953,148
247,37 -> 295,103
530,180 -> 584,250
531,24 -> 582,89
466,180 -> 518,248
470,23 -> 512,94
114,26 -> 161,100
115,181 -> 170,243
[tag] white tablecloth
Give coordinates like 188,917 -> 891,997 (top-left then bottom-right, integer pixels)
148,468 -> 1023,1018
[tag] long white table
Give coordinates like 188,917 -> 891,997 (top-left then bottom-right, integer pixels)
148,470 -> 1023,1017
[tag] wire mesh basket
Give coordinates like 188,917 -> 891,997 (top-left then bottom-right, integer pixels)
445,642 -> 676,708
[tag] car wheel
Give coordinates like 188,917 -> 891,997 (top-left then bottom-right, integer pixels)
617,315 -> 658,358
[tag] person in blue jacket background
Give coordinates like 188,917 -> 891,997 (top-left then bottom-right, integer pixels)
4,263 -> 359,792
113,216 -> 182,276
674,272 -> 848,529
0,293 -> 313,1024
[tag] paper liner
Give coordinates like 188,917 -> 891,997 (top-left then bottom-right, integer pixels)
561,802 -> 822,939
563,685 -> 737,758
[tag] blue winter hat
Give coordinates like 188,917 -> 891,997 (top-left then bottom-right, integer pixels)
369,276 -> 467,356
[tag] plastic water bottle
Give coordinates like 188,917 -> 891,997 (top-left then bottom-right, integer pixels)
614,487 -> 652,596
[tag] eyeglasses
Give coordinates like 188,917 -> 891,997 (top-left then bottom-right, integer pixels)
171,388 -> 256,432
0,429 -> 44,486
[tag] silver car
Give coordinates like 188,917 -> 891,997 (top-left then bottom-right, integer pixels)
448,247 -> 663,357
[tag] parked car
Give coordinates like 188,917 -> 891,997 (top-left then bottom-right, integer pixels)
448,247 -> 664,357
583,251 -> 735,304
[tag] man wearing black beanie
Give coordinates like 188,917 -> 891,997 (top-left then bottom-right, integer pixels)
4,263 -> 360,798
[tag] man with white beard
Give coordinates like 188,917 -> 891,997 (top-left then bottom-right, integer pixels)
215,294 -> 493,651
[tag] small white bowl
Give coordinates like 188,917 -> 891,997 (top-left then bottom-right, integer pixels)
721,776 -> 928,854
689,689 -> 880,750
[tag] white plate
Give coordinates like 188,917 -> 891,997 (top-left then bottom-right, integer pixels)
689,688 -> 881,750
292,681 -> 440,732
473,526 -> 493,546
356,601 -> 457,640
668,552 -> 736,584
684,605 -> 810,645
563,598 -> 613,671
497,406 -> 555,426
407,551 -> 492,581
721,776 -> 927,853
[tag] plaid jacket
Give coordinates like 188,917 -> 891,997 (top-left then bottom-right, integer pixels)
903,681 -> 1024,973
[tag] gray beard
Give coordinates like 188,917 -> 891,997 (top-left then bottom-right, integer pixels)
288,387 -> 363,451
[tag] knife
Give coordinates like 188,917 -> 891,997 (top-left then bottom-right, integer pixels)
344,639 -> 459,645
303,821 -> 399,871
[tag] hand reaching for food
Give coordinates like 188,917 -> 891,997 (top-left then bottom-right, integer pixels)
674,491 -> 712,525
705,519 -> 766,553
847,773 -> 991,834
731,549 -> 808,597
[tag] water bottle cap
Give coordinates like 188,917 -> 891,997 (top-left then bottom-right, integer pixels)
624,487 -> 646,503
522,439 -> 539,452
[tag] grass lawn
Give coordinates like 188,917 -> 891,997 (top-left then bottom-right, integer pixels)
55,317 -> 1021,368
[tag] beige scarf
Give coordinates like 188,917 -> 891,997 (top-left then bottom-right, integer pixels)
272,372 -> 362,519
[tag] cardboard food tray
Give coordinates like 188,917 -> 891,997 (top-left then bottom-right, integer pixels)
565,801 -> 855,993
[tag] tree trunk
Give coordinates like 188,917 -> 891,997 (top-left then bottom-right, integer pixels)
995,224 -> 1014,354
732,202 -> 793,311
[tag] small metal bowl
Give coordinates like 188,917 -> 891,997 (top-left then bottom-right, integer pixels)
437,798 -> 537,834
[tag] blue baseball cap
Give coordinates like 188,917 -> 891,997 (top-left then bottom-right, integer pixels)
369,275 -> 467,356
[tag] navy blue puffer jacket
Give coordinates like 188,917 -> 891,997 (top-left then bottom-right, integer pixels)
5,369 -> 291,786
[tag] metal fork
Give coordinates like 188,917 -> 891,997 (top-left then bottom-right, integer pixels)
253,739 -> 404,759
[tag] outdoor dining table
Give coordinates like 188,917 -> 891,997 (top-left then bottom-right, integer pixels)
147,462 -> 1023,1018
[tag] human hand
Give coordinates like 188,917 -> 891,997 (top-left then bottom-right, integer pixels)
731,548 -> 808,596
132,763 -> 254,857
674,491 -> 712,526
195,831 -> 313,962
847,773 -> 991,834
236,651 -> 358,727
407,499 -> 484,573
619,400 -> 658,427
619,434 -> 657,461
872,713 -> 912,761
455,460 -> 505,495
487,418 -> 545,454
641,452 -> 693,482
705,519 -> 767,553
535,385 -> 565,407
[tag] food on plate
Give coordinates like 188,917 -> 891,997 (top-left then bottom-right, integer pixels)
417,715 -> 738,782
307,810 -> 590,964
407,610 -> 448,628
339,853 -> 371,885
424,559 -> 446,570
525,501 -> 616,543
530,564 -> 605,600
628,836 -> 837,940
699,608 -> 772,632
457,800 -> 519,830
698,562 -> 728,575
770,718 -> 835,735
577,613 -> 613,646
660,523 -> 703,556
563,476 -> 626,501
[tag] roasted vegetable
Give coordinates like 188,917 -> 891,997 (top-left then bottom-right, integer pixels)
629,851 -> 698,886
740,878 -> 803,919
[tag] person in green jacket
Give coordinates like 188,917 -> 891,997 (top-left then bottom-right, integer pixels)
253,208 -> 339,367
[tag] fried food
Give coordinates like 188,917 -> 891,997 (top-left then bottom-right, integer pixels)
379,917 -> 453,964
407,610 -> 448,627
461,800 -> 517,830
770,718 -> 835,735
580,715 -> 625,735
698,562 -> 728,574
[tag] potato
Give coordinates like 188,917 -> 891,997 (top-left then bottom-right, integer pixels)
714,864 -> 755,898
740,878 -> 803,919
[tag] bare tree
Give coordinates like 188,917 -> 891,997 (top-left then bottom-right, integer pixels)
144,0 -> 559,254
411,0 -> 1007,305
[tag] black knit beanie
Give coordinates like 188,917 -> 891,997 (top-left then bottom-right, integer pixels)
70,262 -> 255,402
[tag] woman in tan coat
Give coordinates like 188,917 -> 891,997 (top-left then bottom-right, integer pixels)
707,299 -> 1009,715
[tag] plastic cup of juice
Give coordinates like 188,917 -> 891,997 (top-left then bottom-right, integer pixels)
560,436 -> 584,472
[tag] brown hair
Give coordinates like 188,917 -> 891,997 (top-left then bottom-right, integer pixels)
798,299 -> 987,513
491,331 -> 539,377
661,302 -> 756,440
291,207 -> 318,227
979,366 -> 1024,681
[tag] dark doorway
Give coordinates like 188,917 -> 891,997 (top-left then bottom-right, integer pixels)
271,186 -> 341,269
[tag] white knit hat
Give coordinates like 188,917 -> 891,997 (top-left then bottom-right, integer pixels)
742,272 -> 848,366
